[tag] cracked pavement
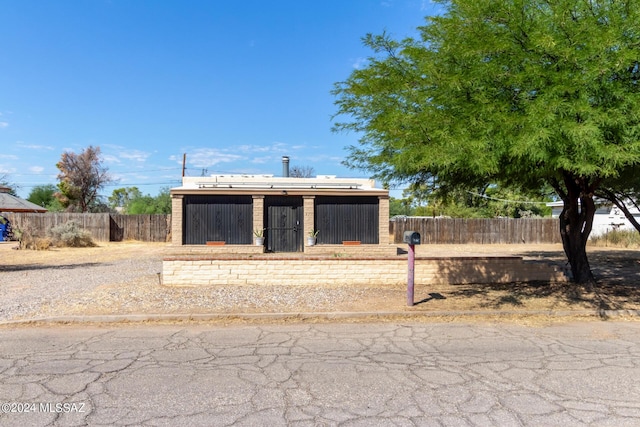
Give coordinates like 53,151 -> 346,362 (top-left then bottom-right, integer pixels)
1,321 -> 639,426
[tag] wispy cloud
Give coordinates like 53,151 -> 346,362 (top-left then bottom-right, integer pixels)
119,149 -> 150,162
236,142 -> 293,154
15,141 -> 55,151
0,121 -> 8,129
238,142 -> 311,167
0,165 -> 16,174
0,154 -> 18,160
102,154 -> 121,164
173,141 -> 310,172
28,166 -> 45,174
104,145 -> 152,163
420,0 -> 445,14
186,148 -> 243,168
237,145 -> 272,154
352,57 -> 367,69
307,154 -> 343,164
112,172 -> 151,182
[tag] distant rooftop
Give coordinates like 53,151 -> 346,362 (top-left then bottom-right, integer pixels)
0,186 -> 48,213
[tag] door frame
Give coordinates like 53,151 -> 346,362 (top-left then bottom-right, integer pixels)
264,196 -> 303,252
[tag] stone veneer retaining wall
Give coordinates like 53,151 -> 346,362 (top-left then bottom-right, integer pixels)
162,256 -> 567,287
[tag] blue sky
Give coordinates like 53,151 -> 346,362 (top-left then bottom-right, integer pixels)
1,0 -> 441,200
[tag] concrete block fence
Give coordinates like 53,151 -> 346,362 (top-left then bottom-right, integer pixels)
162,255 -> 567,287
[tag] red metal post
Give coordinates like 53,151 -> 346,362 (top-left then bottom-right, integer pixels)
407,244 -> 415,306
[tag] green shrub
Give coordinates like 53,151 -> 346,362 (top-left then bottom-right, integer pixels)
48,221 -> 96,248
590,229 -> 640,248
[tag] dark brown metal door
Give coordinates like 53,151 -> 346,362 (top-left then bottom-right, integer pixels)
183,195 -> 252,244
314,196 -> 379,244
265,196 -> 303,252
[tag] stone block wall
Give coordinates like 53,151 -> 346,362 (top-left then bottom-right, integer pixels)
252,195 -> 264,238
162,256 -> 567,287
378,196 -> 390,245
303,196 -> 315,242
171,195 -> 183,245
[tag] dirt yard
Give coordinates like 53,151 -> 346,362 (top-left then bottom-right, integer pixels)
1,241 -> 639,323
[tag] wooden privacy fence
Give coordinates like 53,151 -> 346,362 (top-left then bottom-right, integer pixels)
391,217 -> 562,244
1,212 -> 171,242
109,214 -> 171,242
3,213 -> 560,244
3,213 -> 111,241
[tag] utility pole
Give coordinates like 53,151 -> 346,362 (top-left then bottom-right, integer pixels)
181,153 -> 186,177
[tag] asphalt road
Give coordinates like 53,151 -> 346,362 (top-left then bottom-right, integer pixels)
1,321 -> 639,426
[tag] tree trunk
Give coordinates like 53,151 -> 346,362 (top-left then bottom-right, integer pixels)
558,176 -> 597,286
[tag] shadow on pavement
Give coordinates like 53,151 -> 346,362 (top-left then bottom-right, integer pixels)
0,262 -> 105,272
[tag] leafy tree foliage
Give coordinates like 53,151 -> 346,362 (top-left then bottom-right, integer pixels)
389,197 -> 415,216
397,183 -> 552,218
55,146 -> 112,212
108,187 -> 143,211
333,0 -> 640,284
422,186 -> 552,218
27,184 -> 64,211
110,187 -> 171,214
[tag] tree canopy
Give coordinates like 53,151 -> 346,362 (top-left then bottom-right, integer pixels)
55,146 -> 112,212
390,184 -> 552,218
27,184 -> 63,211
108,187 -> 143,211
108,186 -> 171,214
127,187 -> 171,214
333,0 -> 640,284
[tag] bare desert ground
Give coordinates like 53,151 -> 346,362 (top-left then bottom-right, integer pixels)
1,241 -> 639,323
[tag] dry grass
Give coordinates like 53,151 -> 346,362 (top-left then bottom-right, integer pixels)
590,229 -> 640,249
0,241 -> 167,265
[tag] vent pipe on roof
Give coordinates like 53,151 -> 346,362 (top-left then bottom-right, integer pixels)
282,156 -> 290,177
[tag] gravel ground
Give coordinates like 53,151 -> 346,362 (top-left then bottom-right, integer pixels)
0,251 -> 161,321
0,242 -> 399,321
1,241 -> 639,322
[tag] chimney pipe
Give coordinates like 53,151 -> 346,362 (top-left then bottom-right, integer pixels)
282,156 -> 290,177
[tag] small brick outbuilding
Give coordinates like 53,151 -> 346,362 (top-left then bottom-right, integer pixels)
170,173 -> 389,253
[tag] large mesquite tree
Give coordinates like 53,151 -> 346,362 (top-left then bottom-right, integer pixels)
55,146 -> 112,212
333,0 -> 640,284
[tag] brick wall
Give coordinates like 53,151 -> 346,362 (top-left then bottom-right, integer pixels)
171,195 -> 183,245
303,196 -> 315,241
378,196 -> 390,245
252,195 -> 264,238
162,256 -> 567,286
